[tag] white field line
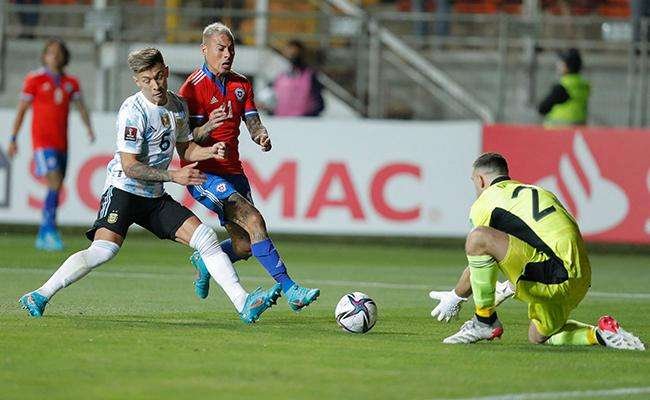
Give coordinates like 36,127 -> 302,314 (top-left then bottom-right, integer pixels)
433,386 -> 650,400
2,267 -> 650,300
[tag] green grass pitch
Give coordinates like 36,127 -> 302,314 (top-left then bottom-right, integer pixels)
1,233 -> 649,399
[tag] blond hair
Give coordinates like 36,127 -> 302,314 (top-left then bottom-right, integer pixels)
202,22 -> 235,44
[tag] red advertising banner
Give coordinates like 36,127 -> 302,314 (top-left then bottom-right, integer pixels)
483,124 -> 650,244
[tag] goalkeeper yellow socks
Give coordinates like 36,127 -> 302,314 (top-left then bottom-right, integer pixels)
546,320 -> 599,346
468,254 -> 499,323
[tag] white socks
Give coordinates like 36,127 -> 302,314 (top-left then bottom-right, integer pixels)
190,224 -> 248,312
38,240 -> 120,299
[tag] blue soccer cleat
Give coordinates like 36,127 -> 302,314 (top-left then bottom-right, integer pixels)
239,283 -> 282,324
19,291 -> 49,317
190,251 -> 211,299
285,284 -> 320,312
36,228 -> 63,251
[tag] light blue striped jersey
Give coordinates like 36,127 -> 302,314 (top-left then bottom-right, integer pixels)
105,91 -> 192,198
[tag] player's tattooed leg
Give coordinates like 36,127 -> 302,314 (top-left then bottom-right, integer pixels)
225,222 -> 252,259
224,193 -> 269,243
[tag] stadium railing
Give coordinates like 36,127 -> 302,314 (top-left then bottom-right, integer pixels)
1,1 -> 649,126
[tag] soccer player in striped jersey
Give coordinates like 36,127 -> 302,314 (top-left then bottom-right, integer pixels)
19,48 -> 281,323
178,23 -> 320,311
429,153 -> 644,350
8,38 -> 95,251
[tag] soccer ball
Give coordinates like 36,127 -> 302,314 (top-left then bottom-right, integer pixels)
334,292 -> 377,334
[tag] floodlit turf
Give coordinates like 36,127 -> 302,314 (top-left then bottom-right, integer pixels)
1,233 -> 649,400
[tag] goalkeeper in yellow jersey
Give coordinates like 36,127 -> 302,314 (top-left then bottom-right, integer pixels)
428,152 -> 644,350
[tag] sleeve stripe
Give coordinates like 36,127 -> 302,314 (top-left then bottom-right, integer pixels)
190,115 -> 205,119
20,93 -> 33,100
244,110 -> 258,116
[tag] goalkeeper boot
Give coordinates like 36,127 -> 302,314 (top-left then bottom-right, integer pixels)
495,280 -> 515,307
443,316 -> 504,344
190,251 -> 211,299
596,315 -> 645,351
285,284 -> 320,312
19,291 -> 49,317
239,283 -> 282,324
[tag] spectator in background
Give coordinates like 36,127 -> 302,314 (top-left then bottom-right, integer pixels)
538,48 -> 590,127
270,40 -> 324,117
410,0 -> 451,40
15,0 -> 41,39
631,0 -> 650,42
7,38 -> 95,251
202,0 -> 245,42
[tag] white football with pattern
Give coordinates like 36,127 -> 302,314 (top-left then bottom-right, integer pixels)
335,292 -> 377,334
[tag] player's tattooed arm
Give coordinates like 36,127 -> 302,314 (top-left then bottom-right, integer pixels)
120,152 -> 206,186
121,152 -> 171,181
245,114 -> 272,152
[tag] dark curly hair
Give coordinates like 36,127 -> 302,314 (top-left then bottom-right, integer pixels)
42,38 -> 70,68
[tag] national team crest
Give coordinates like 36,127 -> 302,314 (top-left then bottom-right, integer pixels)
160,113 -> 171,128
216,183 -> 227,193
107,212 -> 119,224
234,88 -> 245,102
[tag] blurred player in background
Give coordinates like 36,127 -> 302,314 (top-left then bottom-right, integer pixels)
428,153 -> 645,350
19,48 -> 281,323
178,22 -> 320,311
8,38 -> 95,251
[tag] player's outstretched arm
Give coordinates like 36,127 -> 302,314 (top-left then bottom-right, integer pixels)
245,114 -> 271,152
8,100 -> 31,158
175,141 -> 226,162
120,152 -> 206,186
74,99 -> 96,143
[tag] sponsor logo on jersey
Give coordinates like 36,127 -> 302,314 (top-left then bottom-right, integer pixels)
160,113 -> 171,128
235,88 -> 245,102
210,96 -> 218,104
216,183 -> 227,193
107,212 -> 119,224
124,126 -> 138,141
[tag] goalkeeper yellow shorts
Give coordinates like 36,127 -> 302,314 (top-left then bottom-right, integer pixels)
498,234 -> 591,336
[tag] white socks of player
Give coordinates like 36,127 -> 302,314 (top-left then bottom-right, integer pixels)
37,240 -> 120,299
190,224 -> 248,312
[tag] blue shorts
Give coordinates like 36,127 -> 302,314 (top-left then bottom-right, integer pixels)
34,149 -> 67,177
188,173 -> 254,226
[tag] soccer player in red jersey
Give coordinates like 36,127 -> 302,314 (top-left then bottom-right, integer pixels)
178,23 -> 320,311
8,38 -> 95,250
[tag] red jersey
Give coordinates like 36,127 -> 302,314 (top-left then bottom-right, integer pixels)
21,68 -> 81,151
178,65 -> 258,175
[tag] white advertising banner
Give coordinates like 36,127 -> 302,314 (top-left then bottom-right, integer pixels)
0,108 -> 481,237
